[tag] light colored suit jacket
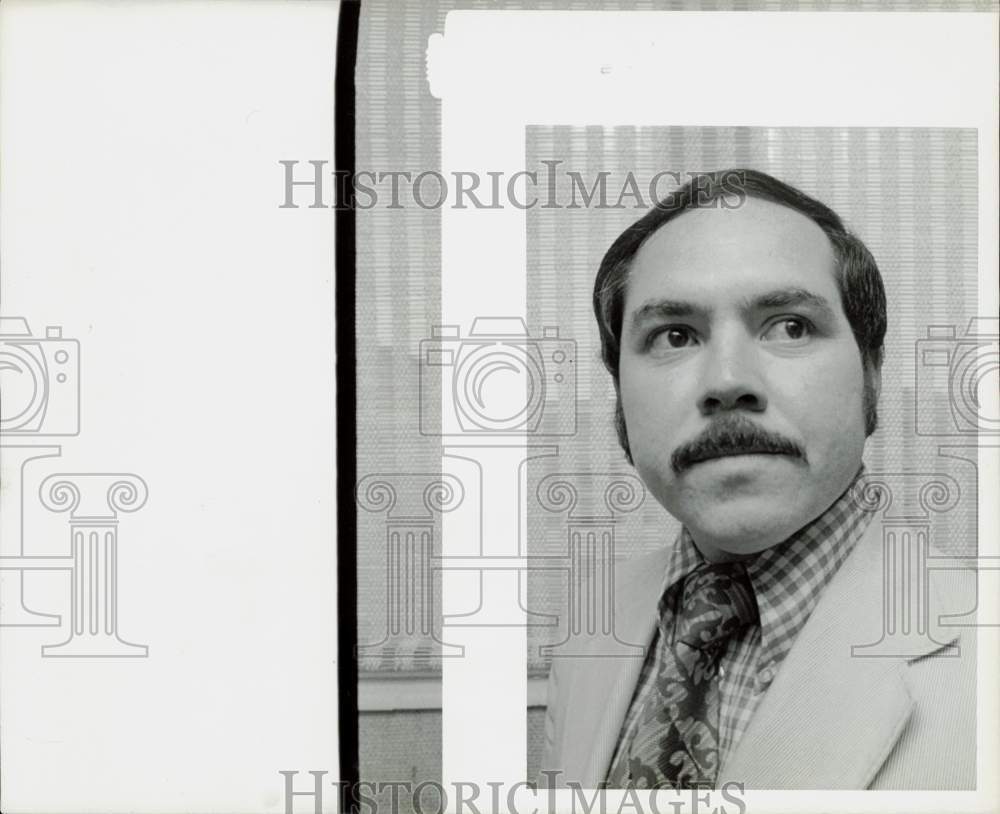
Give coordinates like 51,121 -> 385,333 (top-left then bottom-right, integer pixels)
539,518 -> 978,789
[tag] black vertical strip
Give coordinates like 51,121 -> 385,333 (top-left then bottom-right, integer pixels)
336,0 -> 360,810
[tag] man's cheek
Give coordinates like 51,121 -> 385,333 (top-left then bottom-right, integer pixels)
627,399 -> 677,450
776,358 -> 860,420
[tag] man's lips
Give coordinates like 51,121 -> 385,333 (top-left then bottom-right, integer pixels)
688,447 -> 798,466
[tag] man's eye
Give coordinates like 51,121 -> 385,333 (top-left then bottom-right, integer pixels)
650,326 -> 698,350
762,317 -> 812,342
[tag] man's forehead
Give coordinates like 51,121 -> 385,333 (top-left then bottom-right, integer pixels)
626,197 -> 839,303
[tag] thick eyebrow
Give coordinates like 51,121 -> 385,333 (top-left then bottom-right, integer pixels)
750,287 -> 837,320
627,299 -> 706,335
626,287 -> 837,337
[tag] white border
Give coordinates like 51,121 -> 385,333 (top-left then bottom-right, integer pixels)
0,2 -> 340,811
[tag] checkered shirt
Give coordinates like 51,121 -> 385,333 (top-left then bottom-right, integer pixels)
606,468 -> 875,784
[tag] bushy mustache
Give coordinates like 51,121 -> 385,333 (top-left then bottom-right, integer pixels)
671,416 -> 806,475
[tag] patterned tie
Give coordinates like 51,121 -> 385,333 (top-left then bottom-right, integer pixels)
611,561 -> 759,789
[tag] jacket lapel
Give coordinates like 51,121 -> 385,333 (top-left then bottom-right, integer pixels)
717,519 -> 961,789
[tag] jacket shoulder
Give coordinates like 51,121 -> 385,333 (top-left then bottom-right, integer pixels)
870,550 -> 979,790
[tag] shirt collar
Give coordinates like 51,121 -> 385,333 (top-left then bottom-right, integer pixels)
659,521 -> 707,602
660,467 -> 874,676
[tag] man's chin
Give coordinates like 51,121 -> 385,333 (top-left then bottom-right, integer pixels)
668,461 -> 811,557
683,505 -> 803,559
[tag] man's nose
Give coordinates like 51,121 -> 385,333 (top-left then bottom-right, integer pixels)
697,337 -> 767,416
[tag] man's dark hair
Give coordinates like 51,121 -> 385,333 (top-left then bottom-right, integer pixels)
593,168 -> 887,463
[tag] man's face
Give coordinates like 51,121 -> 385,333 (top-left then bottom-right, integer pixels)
618,198 -> 875,561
